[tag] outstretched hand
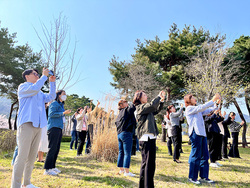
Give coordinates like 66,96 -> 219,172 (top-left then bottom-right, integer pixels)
49,76 -> 56,82
159,91 -> 166,100
63,109 -> 71,115
42,68 -> 49,77
212,93 -> 221,102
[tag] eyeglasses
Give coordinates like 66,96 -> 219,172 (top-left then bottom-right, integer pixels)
32,72 -> 40,77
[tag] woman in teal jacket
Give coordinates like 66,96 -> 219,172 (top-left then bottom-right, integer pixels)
44,90 -> 71,176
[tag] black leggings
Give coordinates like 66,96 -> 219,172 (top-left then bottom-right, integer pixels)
228,132 -> 240,158
44,127 -> 62,169
77,131 -> 87,155
172,126 -> 181,160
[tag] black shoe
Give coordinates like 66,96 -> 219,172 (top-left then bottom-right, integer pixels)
200,178 -> 215,184
174,159 -> 182,163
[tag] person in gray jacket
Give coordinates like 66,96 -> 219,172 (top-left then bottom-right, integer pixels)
167,104 -> 184,163
133,90 -> 165,188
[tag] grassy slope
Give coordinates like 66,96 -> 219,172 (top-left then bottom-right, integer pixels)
0,136 -> 250,188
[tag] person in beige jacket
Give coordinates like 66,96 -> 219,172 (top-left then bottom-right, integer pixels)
85,101 -> 100,154
76,106 -> 88,156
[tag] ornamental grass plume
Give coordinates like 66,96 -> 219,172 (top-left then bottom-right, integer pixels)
90,94 -> 118,162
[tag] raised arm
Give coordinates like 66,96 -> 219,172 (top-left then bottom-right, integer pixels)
76,109 -> 86,120
18,75 -> 48,98
170,107 -> 184,118
43,76 -> 56,103
222,117 -> 232,126
137,96 -> 161,115
186,100 -> 215,116
153,101 -> 164,115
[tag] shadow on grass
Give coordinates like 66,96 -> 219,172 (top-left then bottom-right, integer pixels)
215,164 -> 250,173
58,166 -> 93,174
0,168 -> 11,173
156,174 -> 188,184
82,175 -> 137,187
157,174 -> 250,187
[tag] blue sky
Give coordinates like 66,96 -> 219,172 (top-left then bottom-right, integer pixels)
0,0 -> 249,115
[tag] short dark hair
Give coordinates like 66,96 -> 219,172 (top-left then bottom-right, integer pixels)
55,90 -> 65,103
133,90 -> 145,106
77,107 -> 83,114
229,112 -> 236,116
22,69 -> 39,81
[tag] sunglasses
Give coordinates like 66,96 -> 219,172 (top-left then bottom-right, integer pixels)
32,72 -> 40,77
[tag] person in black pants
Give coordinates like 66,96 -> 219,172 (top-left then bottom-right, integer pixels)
221,113 -> 233,159
179,114 -> 184,153
167,104 -> 184,163
204,110 -> 224,168
44,90 -> 71,176
76,106 -> 88,156
228,112 -> 245,158
133,90 -> 165,188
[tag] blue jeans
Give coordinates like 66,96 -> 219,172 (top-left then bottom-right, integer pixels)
70,130 -> 78,149
117,131 -> 133,168
189,130 -> 209,180
12,145 -> 18,166
136,136 -> 139,151
85,131 -> 91,154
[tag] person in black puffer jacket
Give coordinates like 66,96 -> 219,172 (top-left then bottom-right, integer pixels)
204,110 -> 224,168
115,99 -> 137,177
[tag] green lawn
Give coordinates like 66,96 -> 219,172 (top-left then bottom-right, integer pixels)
1,137 -> 250,188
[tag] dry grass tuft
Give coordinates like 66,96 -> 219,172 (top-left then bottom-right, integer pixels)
0,129 -> 16,153
89,94 -> 119,162
91,127 -> 118,162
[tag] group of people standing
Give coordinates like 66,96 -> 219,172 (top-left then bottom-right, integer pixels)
115,91 -> 245,187
205,110 -> 244,168
10,67 -> 245,188
69,101 -> 100,156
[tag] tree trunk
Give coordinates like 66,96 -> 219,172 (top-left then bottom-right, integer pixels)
245,94 -> 250,116
166,88 -> 171,101
8,100 -> 18,130
161,127 -> 166,142
232,98 -> 248,147
14,108 -> 18,130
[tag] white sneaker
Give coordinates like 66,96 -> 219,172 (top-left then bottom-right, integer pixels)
52,168 -> 61,173
210,163 -> 219,168
188,178 -> 201,184
216,162 -> 223,167
118,170 -> 124,174
124,172 -> 136,177
22,184 -> 40,188
44,169 -> 58,176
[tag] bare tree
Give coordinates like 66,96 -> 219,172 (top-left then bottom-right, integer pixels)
35,13 -> 82,90
185,40 -> 248,146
